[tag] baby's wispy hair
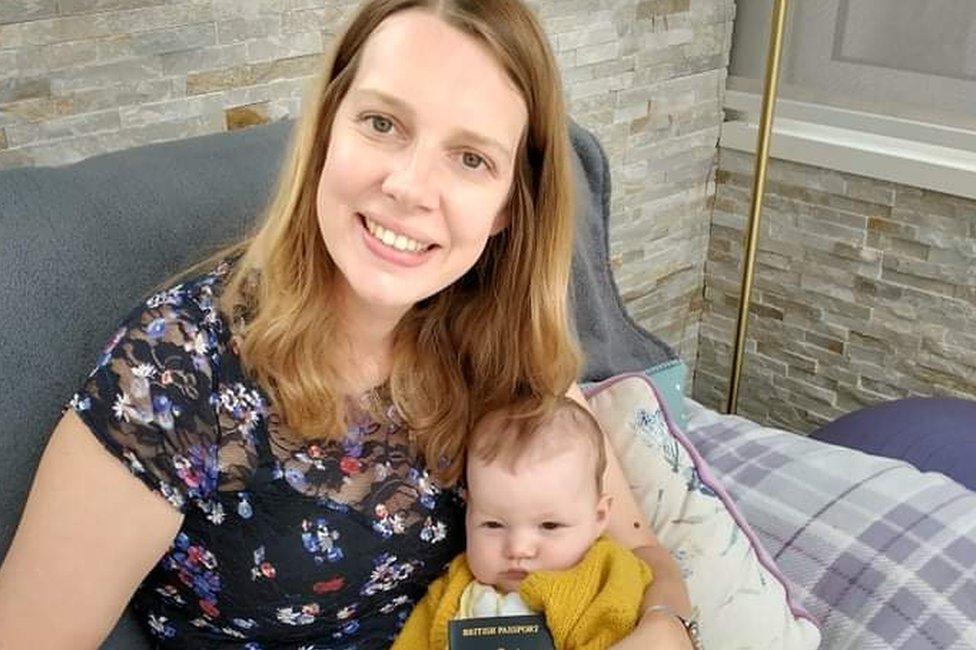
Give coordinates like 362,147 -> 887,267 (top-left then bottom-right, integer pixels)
467,395 -> 607,493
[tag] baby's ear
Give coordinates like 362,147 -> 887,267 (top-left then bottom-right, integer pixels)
595,494 -> 613,534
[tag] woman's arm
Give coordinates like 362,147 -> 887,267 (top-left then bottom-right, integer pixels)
0,411 -> 183,649
567,384 -> 694,649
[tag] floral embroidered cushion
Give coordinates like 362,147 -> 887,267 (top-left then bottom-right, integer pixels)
584,373 -> 821,649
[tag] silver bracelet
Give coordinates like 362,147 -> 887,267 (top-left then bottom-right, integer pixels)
644,604 -> 703,650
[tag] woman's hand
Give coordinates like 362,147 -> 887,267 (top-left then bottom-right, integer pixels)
610,610 -> 694,650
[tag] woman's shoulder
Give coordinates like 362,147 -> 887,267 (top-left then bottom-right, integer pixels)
103,258 -> 240,351
85,258 -> 238,385
142,257 -> 235,324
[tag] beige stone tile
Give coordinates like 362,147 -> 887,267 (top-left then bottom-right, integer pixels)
0,76 -> 51,103
637,0 -> 692,19
0,0 -> 56,24
225,101 -> 270,131
186,53 -> 321,95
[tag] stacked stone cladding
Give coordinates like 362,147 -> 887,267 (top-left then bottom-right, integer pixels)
695,148 -> 976,432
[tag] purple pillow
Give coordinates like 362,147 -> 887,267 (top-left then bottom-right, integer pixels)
809,397 -> 976,491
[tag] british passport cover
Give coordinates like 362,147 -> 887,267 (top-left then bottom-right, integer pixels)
448,614 -> 555,649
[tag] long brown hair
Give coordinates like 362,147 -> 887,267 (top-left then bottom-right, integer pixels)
216,0 -> 581,484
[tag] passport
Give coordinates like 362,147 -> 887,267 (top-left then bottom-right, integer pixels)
448,614 -> 555,649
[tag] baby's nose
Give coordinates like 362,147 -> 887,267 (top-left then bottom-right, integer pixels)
504,532 -> 537,559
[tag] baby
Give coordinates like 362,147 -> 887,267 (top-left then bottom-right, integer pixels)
394,396 -> 652,649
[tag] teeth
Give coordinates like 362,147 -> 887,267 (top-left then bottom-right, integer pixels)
364,216 -> 428,254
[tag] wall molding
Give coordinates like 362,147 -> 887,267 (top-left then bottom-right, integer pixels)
721,90 -> 976,200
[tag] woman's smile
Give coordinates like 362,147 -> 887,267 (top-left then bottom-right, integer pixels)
362,214 -> 433,254
358,212 -> 438,269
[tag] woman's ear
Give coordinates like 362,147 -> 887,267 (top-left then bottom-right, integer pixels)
489,208 -> 509,235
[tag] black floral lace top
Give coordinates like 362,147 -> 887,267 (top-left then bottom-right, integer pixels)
69,261 -> 466,649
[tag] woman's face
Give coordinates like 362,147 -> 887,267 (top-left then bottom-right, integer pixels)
317,9 -> 529,317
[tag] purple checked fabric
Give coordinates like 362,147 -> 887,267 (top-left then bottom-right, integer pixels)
683,399 -> 976,649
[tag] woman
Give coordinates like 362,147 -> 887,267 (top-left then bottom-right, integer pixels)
0,1 -> 694,647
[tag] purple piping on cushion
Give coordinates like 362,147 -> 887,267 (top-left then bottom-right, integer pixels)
583,371 -> 821,628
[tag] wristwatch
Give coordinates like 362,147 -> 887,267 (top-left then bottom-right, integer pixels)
645,604 -> 704,650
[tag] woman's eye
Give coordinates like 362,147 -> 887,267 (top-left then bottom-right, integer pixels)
481,521 -> 503,529
461,151 -> 487,170
540,522 -> 563,531
368,115 -> 394,134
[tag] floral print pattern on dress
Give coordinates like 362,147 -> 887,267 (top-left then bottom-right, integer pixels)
68,262 -> 465,646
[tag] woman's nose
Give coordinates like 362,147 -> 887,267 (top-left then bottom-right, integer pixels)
380,144 -> 439,212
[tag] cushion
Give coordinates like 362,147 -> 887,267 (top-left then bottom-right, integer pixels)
809,397 -> 976,491
583,373 -> 821,649
644,359 -> 689,430
686,399 -> 976,649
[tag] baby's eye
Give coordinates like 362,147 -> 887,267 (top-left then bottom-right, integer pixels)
481,520 -> 504,529
367,115 -> 394,134
540,522 -> 564,531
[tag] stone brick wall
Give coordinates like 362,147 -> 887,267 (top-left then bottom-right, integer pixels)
1,0 -> 736,375
695,148 -> 976,432
0,0 -> 361,167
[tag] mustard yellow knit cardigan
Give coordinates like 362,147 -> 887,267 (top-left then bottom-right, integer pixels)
392,537 -> 652,649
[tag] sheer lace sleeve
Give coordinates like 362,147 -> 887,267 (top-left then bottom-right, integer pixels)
69,285 -> 221,514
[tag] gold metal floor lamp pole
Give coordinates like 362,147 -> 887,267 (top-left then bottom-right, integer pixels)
726,0 -> 790,415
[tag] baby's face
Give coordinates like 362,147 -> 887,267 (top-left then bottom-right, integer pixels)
465,433 -> 610,593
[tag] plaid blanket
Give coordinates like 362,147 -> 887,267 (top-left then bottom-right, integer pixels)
683,399 -> 976,649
